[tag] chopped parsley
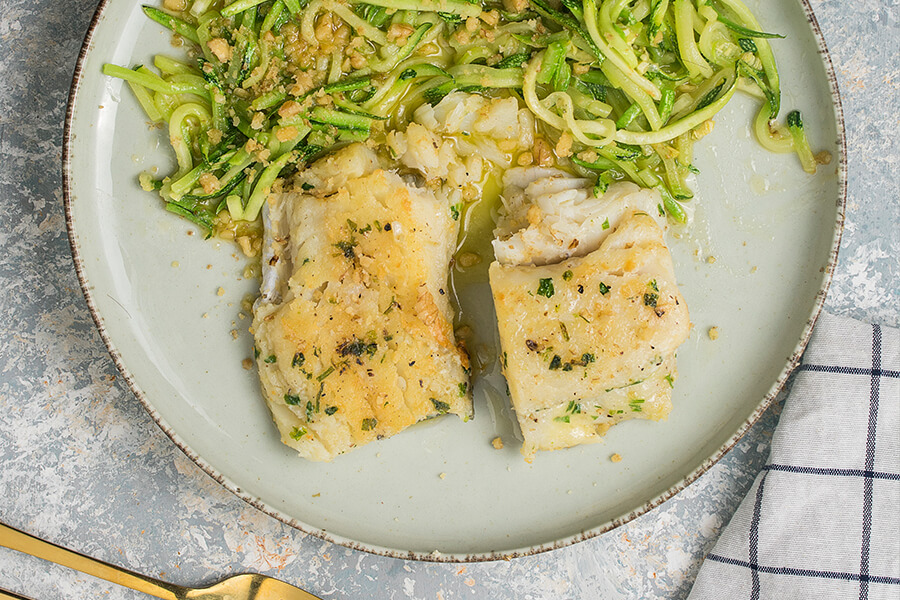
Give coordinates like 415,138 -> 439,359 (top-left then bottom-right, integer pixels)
579,353 -> 595,365
289,426 -> 307,440
629,398 -> 645,412
553,415 -> 571,423
537,278 -> 555,298
361,417 -> 378,431
599,282 -> 611,295
301,182 -> 315,191
605,379 -> 645,392
316,365 -> 335,381
450,203 -> 462,221
549,355 -> 563,370
431,398 -> 451,413
264,354 -> 277,364
562,270 -> 573,281
643,292 -> 659,308
253,346 -> 260,359
664,373 -> 675,388
334,239 -> 357,259
325,406 -> 339,416
602,218 -> 610,230
565,401 -> 583,414
648,279 -> 659,292
284,393 -> 302,406
292,352 -> 305,368
458,382 -> 468,397
337,338 -> 378,358
559,321 -> 569,341
308,386 -> 323,419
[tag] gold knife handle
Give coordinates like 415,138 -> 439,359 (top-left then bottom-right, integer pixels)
0,522 -> 183,600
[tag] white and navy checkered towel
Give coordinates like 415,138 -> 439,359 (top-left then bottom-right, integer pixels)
689,312 -> 899,599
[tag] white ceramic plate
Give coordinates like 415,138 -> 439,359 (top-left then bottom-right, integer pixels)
65,0 -> 845,560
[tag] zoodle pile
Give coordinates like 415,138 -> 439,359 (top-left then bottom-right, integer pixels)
104,0 -> 821,239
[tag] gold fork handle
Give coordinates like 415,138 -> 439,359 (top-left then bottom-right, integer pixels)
0,521 -> 183,600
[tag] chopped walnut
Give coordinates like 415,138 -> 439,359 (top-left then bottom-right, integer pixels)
276,126 -> 299,142
235,235 -> 258,258
207,38 -> 232,63
517,152 -> 534,166
480,9 -> 500,25
198,173 -> 220,195
387,22 -> 415,43
457,252 -> 482,268
277,100 -> 302,119
533,138 -> 554,166
555,132 -> 574,158
349,52 -> 366,70
502,0 -> 528,13
692,119 -> 715,140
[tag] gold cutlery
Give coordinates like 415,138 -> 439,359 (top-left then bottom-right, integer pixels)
0,521 -> 323,600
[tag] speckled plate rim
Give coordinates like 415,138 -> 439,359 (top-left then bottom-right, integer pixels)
63,0 -> 846,563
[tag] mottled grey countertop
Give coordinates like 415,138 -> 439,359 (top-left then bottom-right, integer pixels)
0,0 -> 897,598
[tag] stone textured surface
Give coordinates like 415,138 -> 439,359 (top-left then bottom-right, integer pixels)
0,0 -> 896,598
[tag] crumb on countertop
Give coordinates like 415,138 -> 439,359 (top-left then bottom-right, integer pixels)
242,358 -> 253,370
439,472 -> 447,480
610,453 -> 622,463
217,286 -> 225,297
491,436 -> 504,450
708,326 -> 719,341
706,256 -> 716,264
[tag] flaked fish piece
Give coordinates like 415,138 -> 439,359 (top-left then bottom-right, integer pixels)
493,168 -> 666,266
489,169 -> 689,460
253,144 -> 472,461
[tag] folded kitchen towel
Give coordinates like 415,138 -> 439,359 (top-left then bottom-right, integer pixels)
688,311 -> 899,599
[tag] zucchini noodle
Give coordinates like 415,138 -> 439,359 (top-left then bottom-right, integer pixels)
523,54 -> 616,146
104,0 -> 821,235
